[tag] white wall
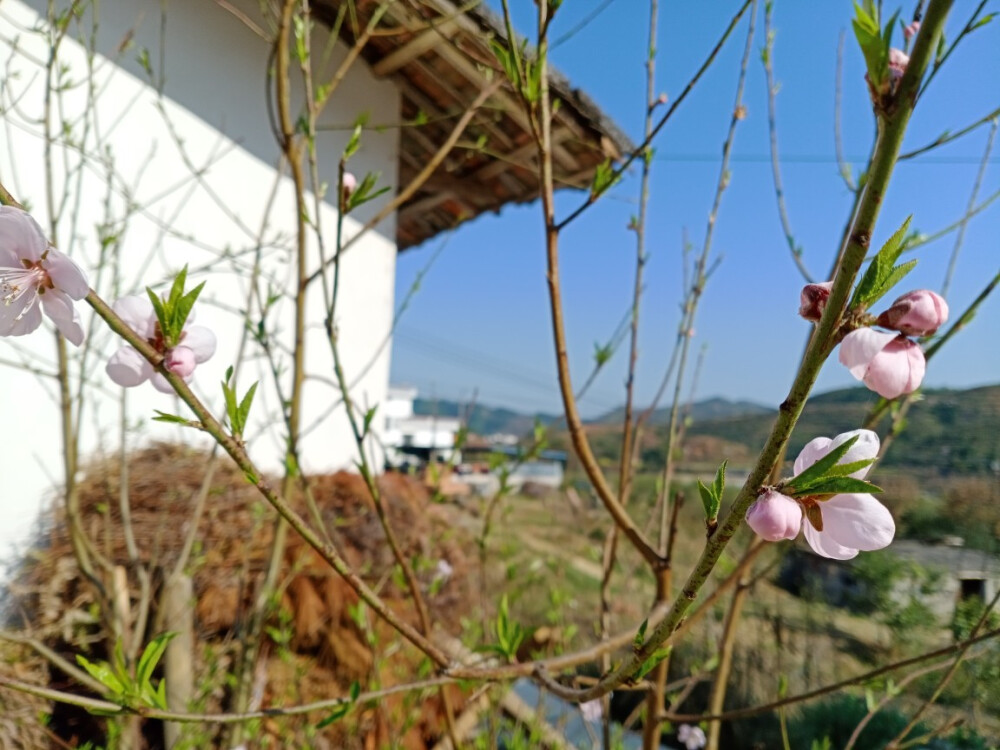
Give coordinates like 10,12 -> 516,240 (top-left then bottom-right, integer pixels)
0,0 -> 400,562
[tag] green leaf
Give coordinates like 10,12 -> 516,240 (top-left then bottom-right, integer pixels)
785,435 -> 861,493
152,411 -> 189,425
590,159 -> 619,199
235,382 -> 259,436
76,655 -> 126,696
812,458 -> 876,479
316,701 -> 352,728
136,632 -> 177,694
873,259 -> 917,306
363,405 -> 378,436
222,380 -> 238,431
712,460 -> 727,503
172,281 -> 205,339
593,342 -> 612,367
934,33 -> 947,64
970,12 -> 996,31
697,480 -> 720,522
851,216 -> 913,309
852,2 -> 887,90
347,172 -> 391,211
634,619 -> 649,650
636,646 -> 672,681
343,114 -> 369,160
789,476 -> 883,498
146,287 -> 168,339
489,39 -> 520,89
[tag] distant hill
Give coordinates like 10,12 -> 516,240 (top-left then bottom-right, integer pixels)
417,385 -> 1000,477
412,395 -> 771,437
593,396 -> 771,425
686,384 -> 1000,476
412,398 -> 559,436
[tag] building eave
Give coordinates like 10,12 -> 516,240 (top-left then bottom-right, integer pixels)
313,0 -> 635,250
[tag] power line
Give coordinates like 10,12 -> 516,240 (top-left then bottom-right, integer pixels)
654,153 -> 999,165
394,325 -> 620,411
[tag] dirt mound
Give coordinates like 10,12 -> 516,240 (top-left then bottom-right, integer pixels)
5,444 -> 476,748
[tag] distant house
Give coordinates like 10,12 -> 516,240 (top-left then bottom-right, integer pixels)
383,387 -> 463,468
461,440 -> 568,491
0,0 -> 628,553
779,540 -> 1000,623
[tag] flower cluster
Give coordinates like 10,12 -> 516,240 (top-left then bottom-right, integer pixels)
745,429 -> 895,560
840,289 -> 947,399
0,207 -> 88,345
799,283 -> 948,400
106,294 -> 216,393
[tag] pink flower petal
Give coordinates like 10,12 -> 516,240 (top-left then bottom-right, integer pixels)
794,437 -> 833,475
821,493 -> 895,551
838,328 -> 897,380
864,337 -> 925,399
41,289 -> 84,346
106,346 -> 152,387
827,429 -> 879,477
181,325 -> 216,363
150,371 -> 177,393
44,248 -> 89,299
803,521 -> 858,560
0,296 -> 42,336
0,206 -> 47,262
112,294 -> 157,339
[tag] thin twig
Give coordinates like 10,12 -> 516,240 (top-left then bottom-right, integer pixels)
763,2 -> 813,281
941,118 -> 997,297
554,0 -> 755,231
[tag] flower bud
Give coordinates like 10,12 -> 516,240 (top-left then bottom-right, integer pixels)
876,289 -> 948,336
903,20 -> 920,41
165,346 -> 197,379
746,490 -> 802,542
888,48 -> 909,83
342,172 -> 357,197
798,281 -> 833,322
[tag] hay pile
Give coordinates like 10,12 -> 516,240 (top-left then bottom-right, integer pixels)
5,444 -> 476,748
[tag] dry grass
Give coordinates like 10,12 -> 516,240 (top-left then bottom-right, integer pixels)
2,444 -> 477,749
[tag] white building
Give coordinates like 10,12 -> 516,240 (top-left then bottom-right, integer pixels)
0,0 -> 627,559
383,386 -> 462,467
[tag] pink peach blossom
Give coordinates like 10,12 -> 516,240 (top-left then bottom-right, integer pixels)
745,431 -> 895,559
876,289 -> 948,336
106,294 -> 216,393
795,430 -> 895,560
903,20 -> 921,41
746,490 -> 802,542
799,281 -> 833,322
838,328 -> 925,399
0,206 -> 88,345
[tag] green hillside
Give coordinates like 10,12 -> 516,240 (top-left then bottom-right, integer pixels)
686,384 -> 1000,476
416,385 -> 1000,476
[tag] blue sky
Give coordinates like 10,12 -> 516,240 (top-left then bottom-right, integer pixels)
390,1 -> 999,418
